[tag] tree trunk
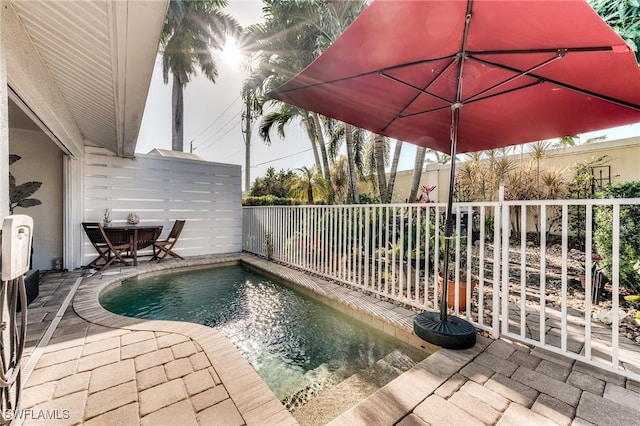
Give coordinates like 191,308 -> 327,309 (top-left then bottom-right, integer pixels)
345,124 -> 360,204
172,77 -> 184,152
307,186 -> 314,204
302,115 -> 321,171
387,140 -> 403,203
373,135 -> 388,203
409,146 -> 426,202
312,113 -> 334,204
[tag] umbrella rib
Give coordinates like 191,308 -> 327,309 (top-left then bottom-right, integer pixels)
379,61 -> 456,105
270,55 -> 457,96
379,58 -> 458,132
396,81 -> 540,120
399,105 -> 454,120
469,46 -> 613,56
464,53 -> 562,103
378,54 -> 458,74
473,55 -> 640,111
463,81 -> 542,106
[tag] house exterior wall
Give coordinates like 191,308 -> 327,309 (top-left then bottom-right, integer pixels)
1,3 -> 9,219
1,2 -> 84,158
364,137 -> 640,203
9,128 -> 64,270
78,147 -> 242,269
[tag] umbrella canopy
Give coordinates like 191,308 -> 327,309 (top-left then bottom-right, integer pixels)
269,0 -> 640,349
271,0 -> 640,154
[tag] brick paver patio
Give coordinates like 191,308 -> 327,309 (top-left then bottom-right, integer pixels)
16,254 -> 640,425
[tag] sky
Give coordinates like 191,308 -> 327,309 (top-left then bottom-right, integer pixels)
136,0 -> 640,193
137,0 -> 316,192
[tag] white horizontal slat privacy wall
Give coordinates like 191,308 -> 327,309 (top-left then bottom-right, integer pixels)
81,147 -> 242,265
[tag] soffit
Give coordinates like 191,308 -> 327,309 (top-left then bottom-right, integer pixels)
9,0 -> 167,157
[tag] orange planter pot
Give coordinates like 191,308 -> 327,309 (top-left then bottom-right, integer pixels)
439,276 -> 477,311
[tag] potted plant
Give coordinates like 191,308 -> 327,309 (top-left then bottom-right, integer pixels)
9,154 -> 42,214
439,272 -> 478,311
9,154 -> 42,309
437,235 -> 477,311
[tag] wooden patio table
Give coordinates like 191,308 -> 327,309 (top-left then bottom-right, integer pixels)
102,225 -> 163,266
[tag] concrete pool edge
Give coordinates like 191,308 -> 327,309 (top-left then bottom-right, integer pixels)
73,253 -> 296,426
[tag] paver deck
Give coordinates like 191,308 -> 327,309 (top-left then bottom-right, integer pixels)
16,253 -> 640,425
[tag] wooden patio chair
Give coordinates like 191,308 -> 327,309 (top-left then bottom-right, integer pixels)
82,222 -> 132,271
151,220 -> 185,262
130,227 -> 163,261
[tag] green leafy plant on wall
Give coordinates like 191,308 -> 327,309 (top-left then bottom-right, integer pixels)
9,154 -> 42,214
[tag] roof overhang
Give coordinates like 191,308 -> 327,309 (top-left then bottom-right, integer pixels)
3,0 -> 168,157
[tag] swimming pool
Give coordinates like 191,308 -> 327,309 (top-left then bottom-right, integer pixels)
100,264 -> 427,414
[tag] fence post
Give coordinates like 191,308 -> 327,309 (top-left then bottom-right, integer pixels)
500,181 -> 509,337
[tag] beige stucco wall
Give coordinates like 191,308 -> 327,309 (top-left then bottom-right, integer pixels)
361,137 -> 640,203
9,128 -> 64,270
541,137 -> 640,186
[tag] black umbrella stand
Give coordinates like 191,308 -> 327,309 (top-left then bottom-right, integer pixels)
413,102 -> 477,350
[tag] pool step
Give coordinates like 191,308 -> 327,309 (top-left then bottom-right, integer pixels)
292,350 -> 418,426
382,347 -> 417,372
281,363 -> 347,412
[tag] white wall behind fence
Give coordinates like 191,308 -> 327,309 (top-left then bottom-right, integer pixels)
81,147 -> 242,265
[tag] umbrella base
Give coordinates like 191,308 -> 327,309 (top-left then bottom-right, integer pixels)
413,312 -> 476,350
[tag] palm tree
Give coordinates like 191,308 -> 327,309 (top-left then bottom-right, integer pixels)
556,135 -> 578,148
426,149 -> 451,165
529,140 -> 553,189
259,105 -> 321,169
242,0 -> 367,203
408,147 -> 426,202
161,0 -> 240,151
315,1 -> 367,203
386,140 -> 403,202
326,120 -> 368,203
330,156 -> 349,204
242,1 -> 331,198
584,135 -> 607,144
344,124 -> 361,203
288,166 -> 329,204
372,134 -> 389,202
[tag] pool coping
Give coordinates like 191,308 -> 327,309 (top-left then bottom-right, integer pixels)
74,253 -> 296,425
73,252 -> 447,423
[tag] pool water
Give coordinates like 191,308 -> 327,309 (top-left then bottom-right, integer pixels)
100,265 -> 427,409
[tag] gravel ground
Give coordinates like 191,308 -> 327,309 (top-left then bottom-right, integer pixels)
481,243 -> 640,345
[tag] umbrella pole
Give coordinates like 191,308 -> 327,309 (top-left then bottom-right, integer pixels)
439,106 -> 461,321
413,103 -> 475,350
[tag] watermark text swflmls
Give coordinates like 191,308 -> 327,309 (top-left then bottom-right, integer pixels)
3,409 -> 71,420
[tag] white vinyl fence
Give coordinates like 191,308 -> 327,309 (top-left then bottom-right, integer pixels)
243,199 -> 640,381
82,148 -> 242,266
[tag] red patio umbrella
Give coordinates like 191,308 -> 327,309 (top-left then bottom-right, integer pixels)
270,0 -> 640,349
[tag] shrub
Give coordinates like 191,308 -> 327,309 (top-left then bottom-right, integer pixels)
594,181 -> 640,293
242,196 -> 300,206
358,193 -> 380,204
